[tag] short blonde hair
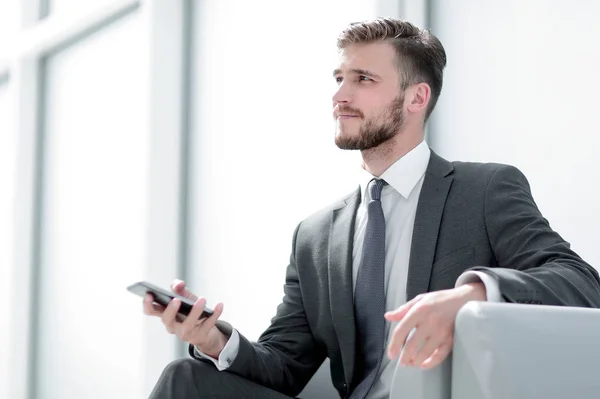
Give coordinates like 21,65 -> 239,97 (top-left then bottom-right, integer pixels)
337,17 -> 447,120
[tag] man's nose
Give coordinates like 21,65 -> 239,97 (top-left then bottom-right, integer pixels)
332,83 -> 352,105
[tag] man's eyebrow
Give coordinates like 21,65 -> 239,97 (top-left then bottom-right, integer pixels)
333,68 -> 382,80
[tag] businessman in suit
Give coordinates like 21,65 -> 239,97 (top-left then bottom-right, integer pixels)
144,17 -> 600,399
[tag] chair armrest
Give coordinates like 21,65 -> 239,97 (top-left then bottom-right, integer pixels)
452,302 -> 600,399
389,329 -> 452,399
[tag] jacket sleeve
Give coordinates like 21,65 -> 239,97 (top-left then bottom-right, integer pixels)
470,164 -> 600,307
222,223 -> 326,397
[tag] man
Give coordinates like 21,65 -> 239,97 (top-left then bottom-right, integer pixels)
145,17 -> 600,399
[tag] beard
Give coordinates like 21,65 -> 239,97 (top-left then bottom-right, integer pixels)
334,94 -> 405,151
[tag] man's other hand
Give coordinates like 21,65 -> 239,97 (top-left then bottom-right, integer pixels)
385,283 -> 486,369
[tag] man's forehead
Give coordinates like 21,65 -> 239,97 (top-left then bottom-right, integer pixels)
335,43 -> 398,76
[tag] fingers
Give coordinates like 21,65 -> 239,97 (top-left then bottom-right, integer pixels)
420,340 -> 453,369
170,279 -> 185,293
385,294 -> 422,322
398,327 -> 427,365
182,297 -> 208,328
178,297 -> 206,341
161,298 -> 182,334
152,303 -> 166,313
387,305 -> 422,359
388,325 -> 409,360
198,302 -> 224,332
178,299 -> 224,344
408,333 -> 445,366
143,294 -> 165,316
171,279 -> 198,301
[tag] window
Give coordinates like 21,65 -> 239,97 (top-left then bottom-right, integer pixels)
0,0 -> 19,63
187,0 -> 381,340
43,0 -> 124,19
0,81 -> 15,399
34,11 -> 149,399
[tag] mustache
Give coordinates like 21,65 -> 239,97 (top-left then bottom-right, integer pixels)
334,106 -> 364,119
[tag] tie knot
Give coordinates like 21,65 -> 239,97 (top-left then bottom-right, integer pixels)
368,178 -> 387,201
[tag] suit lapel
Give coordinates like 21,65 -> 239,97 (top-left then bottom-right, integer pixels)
406,151 -> 454,301
328,186 -> 361,386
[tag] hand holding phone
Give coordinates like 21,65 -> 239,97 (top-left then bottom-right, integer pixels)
131,279 -> 227,357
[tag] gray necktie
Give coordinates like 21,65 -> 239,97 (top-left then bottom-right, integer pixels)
350,178 -> 387,399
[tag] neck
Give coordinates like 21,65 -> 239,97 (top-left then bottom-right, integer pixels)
360,130 -> 424,177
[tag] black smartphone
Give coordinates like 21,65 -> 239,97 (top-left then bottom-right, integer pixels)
127,281 -> 213,321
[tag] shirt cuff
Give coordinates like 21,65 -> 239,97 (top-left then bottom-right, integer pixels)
456,271 -> 504,302
193,328 -> 240,371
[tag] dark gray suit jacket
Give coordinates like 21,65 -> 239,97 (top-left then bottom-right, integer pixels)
195,151 -> 600,398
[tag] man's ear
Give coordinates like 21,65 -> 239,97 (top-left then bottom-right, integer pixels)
405,83 -> 431,115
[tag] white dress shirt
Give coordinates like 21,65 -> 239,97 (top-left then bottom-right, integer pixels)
196,141 -> 502,398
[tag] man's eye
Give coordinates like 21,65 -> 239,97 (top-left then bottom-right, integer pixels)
335,76 -> 343,84
359,75 -> 371,82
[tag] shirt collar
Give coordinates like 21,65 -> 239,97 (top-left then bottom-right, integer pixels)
360,140 -> 431,200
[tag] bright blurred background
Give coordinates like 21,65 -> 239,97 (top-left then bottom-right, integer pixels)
1,0 -> 599,398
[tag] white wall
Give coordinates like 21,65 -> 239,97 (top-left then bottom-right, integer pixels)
430,0 -> 600,270
188,0 -> 383,342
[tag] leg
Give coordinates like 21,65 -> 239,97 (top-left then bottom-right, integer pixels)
149,358 -> 295,399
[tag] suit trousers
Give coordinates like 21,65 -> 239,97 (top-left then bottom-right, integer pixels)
149,358 -> 296,399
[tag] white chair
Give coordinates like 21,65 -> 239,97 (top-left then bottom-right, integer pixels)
391,302 -> 600,399
301,302 -> 600,398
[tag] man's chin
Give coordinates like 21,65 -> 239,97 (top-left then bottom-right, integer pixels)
335,142 -> 360,150
334,134 -> 394,151
334,134 -> 361,150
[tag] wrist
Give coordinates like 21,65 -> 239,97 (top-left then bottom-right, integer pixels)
459,282 -> 487,302
200,327 -> 228,359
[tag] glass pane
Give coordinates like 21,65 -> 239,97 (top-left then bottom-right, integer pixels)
36,11 -> 148,399
188,0 -> 379,339
46,0 -> 121,18
0,82 -> 15,399
0,0 -> 19,62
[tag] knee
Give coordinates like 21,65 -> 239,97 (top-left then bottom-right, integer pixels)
152,358 -> 218,398
160,358 -> 215,382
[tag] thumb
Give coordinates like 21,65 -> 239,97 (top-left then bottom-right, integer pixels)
171,279 -> 198,301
